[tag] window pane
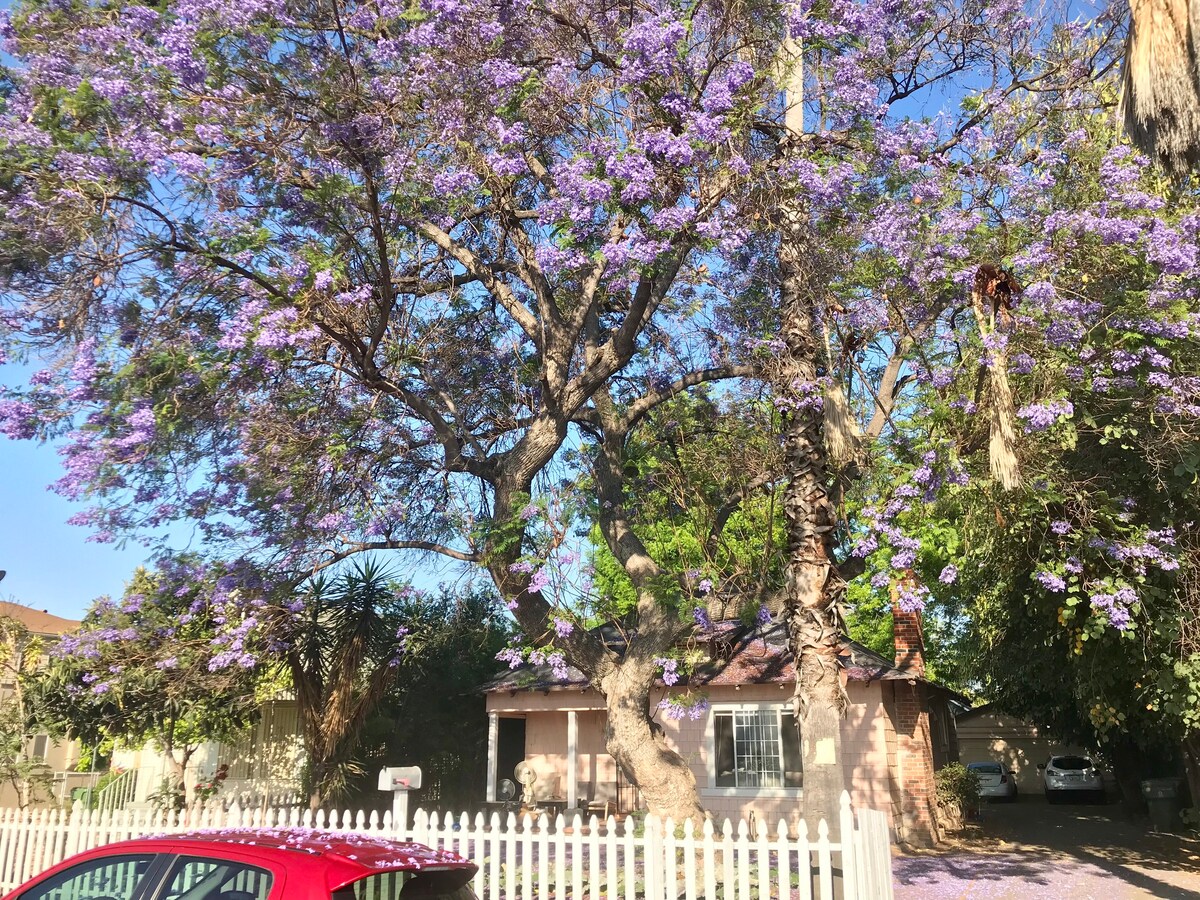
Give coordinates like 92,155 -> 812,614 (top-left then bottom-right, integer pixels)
780,713 -> 803,788
160,856 -> 274,900
714,713 -> 735,787
733,710 -> 782,788
19,854 -> 155,900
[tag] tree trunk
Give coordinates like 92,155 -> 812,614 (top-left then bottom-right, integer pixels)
599,661 -> 705,824
777,289 -> 849,834
776,34 -> 848,838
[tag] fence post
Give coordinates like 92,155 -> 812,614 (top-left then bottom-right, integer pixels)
643,814 -> 660,900
839,791 -> 858,900
816,819 -> 833,900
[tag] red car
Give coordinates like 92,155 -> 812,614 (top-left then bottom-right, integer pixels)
1,828 -> 478,900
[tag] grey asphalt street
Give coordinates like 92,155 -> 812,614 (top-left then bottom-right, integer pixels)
894,796 -> 1200,899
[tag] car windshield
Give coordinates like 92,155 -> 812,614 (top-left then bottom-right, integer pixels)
968,763 -> 1003,774
1051,756 -> 1092,770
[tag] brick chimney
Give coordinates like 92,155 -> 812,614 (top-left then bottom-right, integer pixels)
888,574 -> 940,846
892,575 -> 926,676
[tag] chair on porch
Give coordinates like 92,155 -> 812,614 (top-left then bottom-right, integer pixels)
578,780 -> 617,821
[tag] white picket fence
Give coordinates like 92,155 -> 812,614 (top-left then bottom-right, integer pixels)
0,791 -> 893,899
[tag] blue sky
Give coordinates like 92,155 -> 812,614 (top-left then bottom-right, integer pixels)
1,359 -> 154,619
1,428 -> 153,619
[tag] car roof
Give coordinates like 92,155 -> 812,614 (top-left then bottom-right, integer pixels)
78,828 -> 475,891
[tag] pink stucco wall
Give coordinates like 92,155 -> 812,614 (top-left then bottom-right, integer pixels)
486,680 -> 897,829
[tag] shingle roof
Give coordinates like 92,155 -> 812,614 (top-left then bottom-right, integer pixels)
484,620 -> 954,693
0,601 -> 80,636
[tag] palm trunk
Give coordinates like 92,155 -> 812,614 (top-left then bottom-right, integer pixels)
777,37 -> 847,836
1183,733 -> 1200,810
778,209 -> 848,834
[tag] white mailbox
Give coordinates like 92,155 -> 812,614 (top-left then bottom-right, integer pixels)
378,765 -> 423,792
378,765 -> 423,833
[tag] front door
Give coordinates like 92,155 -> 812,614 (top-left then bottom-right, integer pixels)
495,717 -> 526,796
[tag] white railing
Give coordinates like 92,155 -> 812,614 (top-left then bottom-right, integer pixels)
0,791 -> 893,899
95,769 -> 138,813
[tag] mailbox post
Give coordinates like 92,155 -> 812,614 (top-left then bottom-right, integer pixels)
378,765 -> 422,835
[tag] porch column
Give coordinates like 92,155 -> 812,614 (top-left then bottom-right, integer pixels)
486,712 -> 499,803
567,710 -> 578,808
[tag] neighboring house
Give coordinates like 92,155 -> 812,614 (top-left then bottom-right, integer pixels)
0,602 -> 88,808
111,696 -> 304,810
484,603 -> 961,846
955,704 -> 1090,793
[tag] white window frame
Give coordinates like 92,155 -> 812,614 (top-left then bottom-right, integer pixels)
702,702 -> 803,799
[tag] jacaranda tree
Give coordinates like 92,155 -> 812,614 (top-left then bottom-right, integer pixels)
1,0 -> 1185,826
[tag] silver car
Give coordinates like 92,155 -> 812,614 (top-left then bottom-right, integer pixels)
1040,754 -> 1105,803
968,761 -> 1018,801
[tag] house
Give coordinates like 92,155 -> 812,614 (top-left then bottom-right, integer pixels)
484,602 -> 961,845
110,695 -> 304,811
955,704 -> 1091,793
0,601 -> 89,807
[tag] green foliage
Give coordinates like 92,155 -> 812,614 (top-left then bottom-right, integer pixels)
891,107 -> 1200,776
281,560 -> 510,808
346,585 -> 510,810
26,563 -> 261,777
0,618 -> 55,808
587,391 -> 785,621
935,762 -> 981,813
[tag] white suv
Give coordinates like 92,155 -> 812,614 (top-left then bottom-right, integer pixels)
1040,754 -> 1105,804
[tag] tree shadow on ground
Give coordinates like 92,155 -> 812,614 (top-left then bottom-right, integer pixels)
894,797 -> 1200,898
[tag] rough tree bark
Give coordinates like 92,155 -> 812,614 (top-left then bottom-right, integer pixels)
485,412 -> 705,824
777,217 -> 849,834
776,36 -> 848,836
1183,733 -> 1200,812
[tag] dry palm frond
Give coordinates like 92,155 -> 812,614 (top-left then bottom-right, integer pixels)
971,265 -> 1022,491
1121,0 -> 1200,172
823,379 -> 862,467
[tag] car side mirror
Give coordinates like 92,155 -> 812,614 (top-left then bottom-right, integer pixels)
1008,770 -> 1017,776
1037,764 -> 1045,770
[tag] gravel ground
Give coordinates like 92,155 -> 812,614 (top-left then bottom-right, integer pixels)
894,796 -> 1200,899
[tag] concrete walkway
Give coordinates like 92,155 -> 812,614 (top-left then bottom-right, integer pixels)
893,796 -> 1200,899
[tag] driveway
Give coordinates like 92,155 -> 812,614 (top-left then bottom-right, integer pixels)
893,796 -> 1200,899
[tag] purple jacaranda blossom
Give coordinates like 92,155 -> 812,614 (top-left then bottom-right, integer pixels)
654,657 -> 680,686
1035,571 -> 1067,592
1017,399 -> 1074,431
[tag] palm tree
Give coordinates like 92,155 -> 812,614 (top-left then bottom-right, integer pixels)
284,560 -> 409,809
1121,0 -> 1200,171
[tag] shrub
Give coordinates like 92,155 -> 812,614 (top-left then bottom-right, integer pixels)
935,763 -> 981,832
